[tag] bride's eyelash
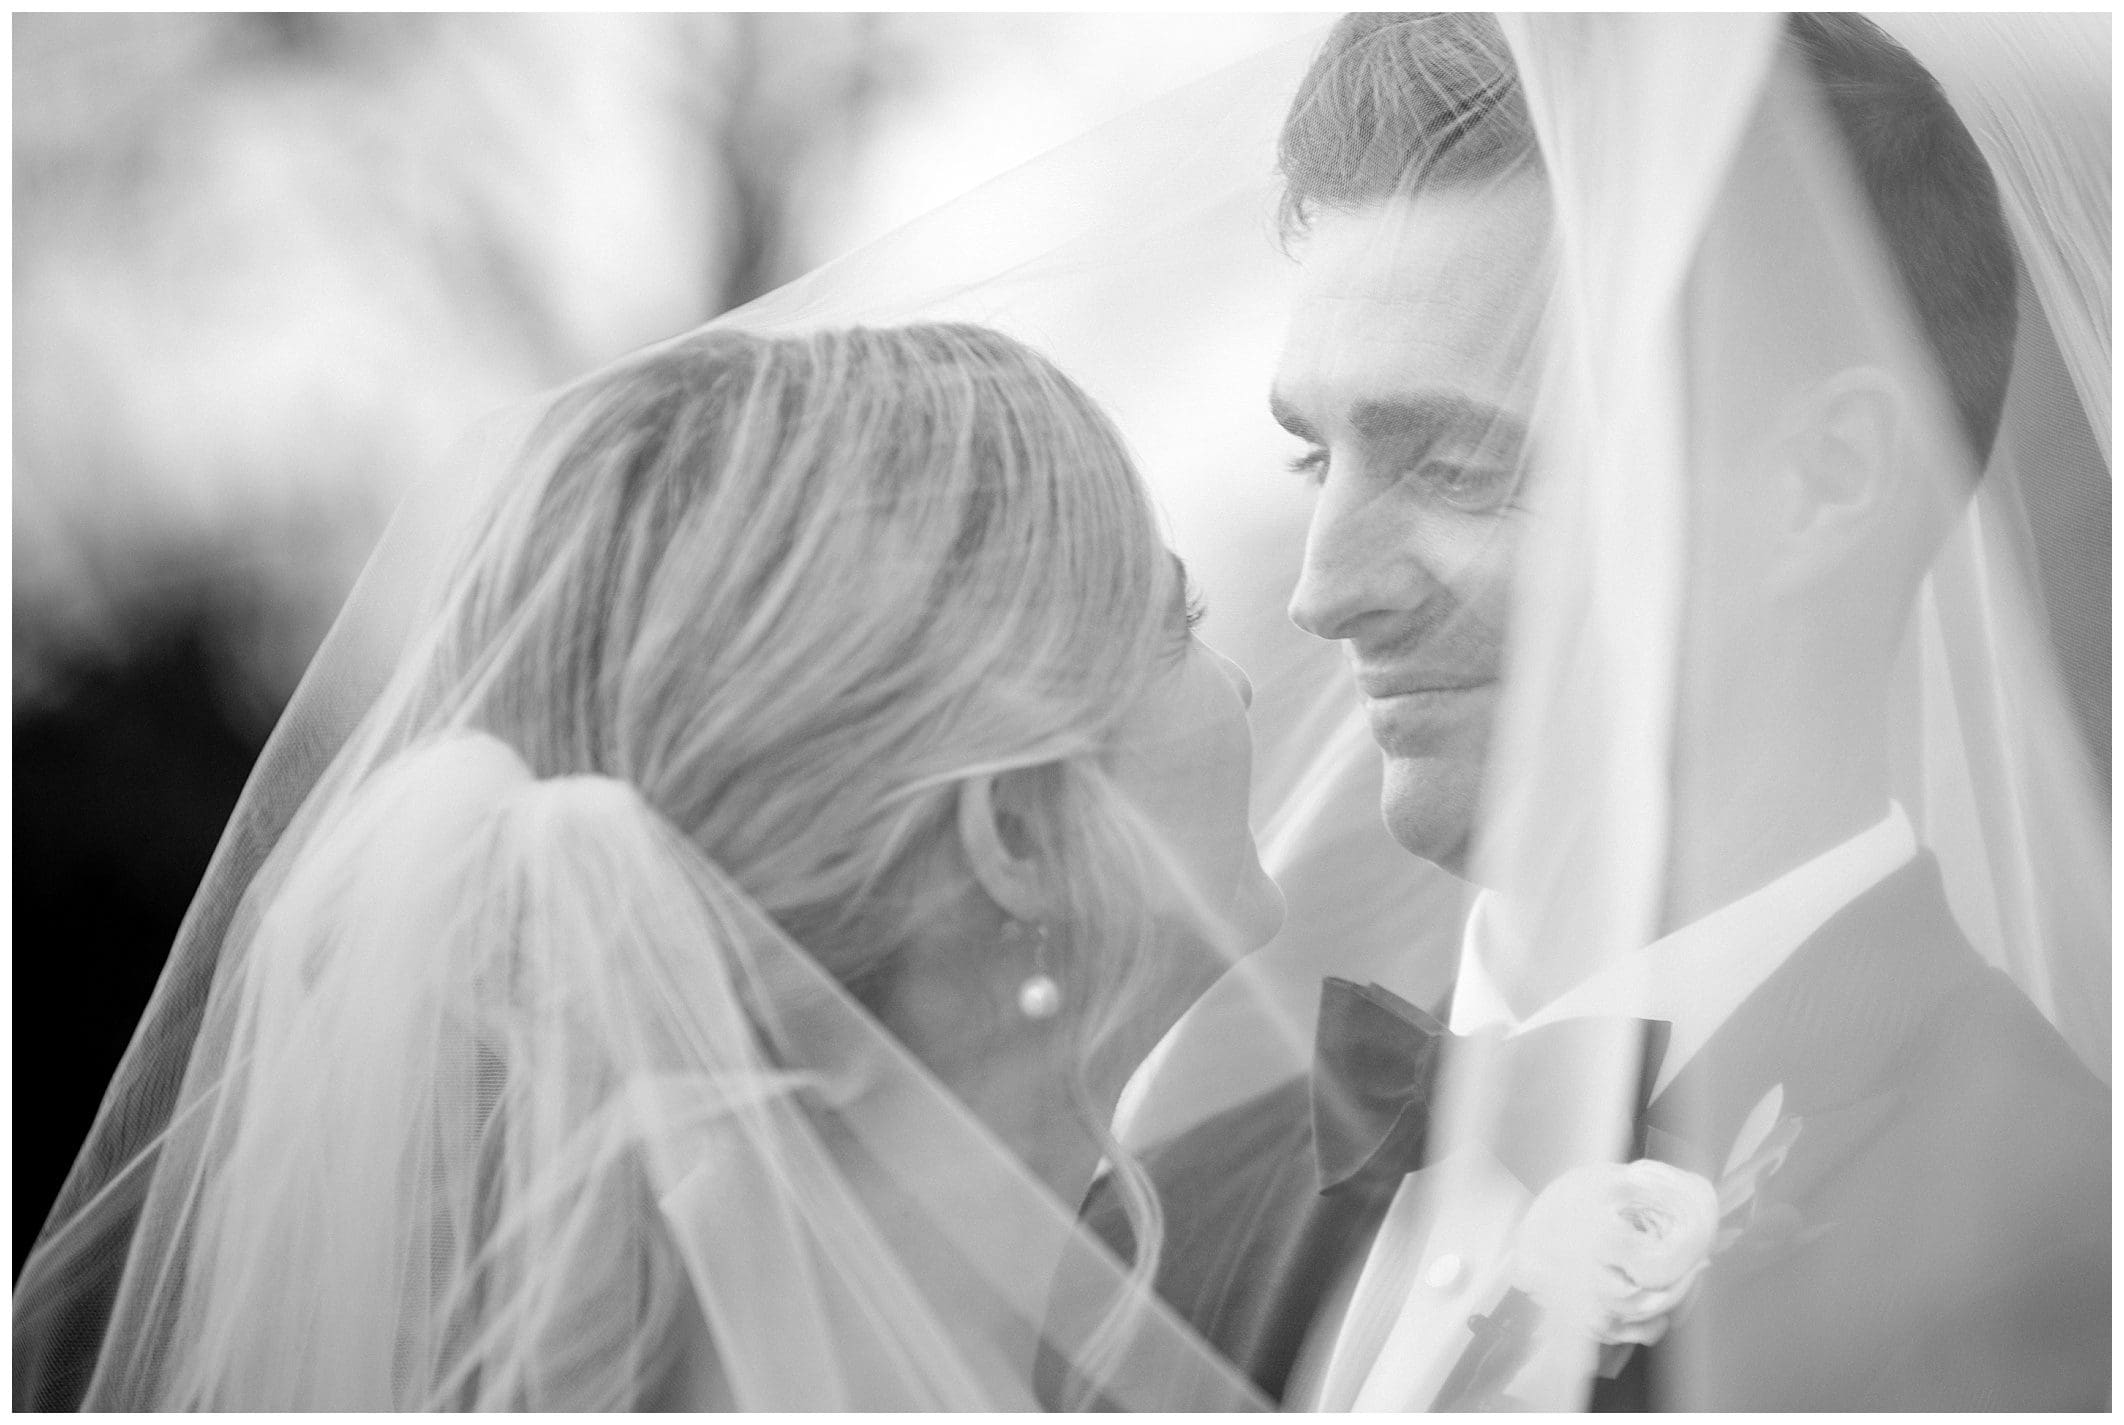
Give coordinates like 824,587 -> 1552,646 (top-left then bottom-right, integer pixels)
1185,588 -> 1209,631
1169,553 -> 1208,636
1288,448 -> 1329,486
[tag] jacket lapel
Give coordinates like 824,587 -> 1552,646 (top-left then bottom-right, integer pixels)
1604,853 -> 1989,1412
1643,853 -> 1983,1165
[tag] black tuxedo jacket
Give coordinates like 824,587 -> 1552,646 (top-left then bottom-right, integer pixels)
1077,855 -> 2108,1410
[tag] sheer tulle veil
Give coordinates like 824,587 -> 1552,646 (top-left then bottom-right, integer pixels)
11,322 -> 1283,1407
14,13 -> 2106,1412
1249,12 -> 2104,1409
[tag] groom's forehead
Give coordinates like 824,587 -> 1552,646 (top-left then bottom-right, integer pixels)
1275,187 -> 1549,427
1296,184 -> 1549,297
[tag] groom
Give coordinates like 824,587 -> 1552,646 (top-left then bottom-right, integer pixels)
1070,13 -> 2107,1411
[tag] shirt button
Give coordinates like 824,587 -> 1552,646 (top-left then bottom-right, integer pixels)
1424,1253 -> 1467,1292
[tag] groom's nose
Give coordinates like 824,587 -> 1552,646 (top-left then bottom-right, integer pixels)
1288,484 -> 1439,643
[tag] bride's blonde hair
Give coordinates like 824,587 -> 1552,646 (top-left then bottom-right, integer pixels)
38,325 -> 1194,1409
433,320 -> 1187,1329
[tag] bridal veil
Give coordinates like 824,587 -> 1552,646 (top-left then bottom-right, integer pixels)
15,13 -> 2106,1411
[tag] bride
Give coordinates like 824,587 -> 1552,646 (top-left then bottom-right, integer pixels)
12,321 -> 1282,1409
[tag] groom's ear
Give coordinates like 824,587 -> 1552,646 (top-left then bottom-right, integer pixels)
955,772 -> 1049,924
1764,365 -> 1906,590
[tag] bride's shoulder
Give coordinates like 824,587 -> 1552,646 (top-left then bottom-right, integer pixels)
1084,1075 -> 1315,1255
1138,1075 -> 1317,1184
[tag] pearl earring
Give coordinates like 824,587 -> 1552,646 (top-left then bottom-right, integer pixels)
1009,919 -> 1062,1021
1017,971 -> 1063,1021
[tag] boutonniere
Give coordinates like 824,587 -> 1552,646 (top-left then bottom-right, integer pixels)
1507,1085 -> 1805,1377
1433,1088 -> 1810,1410
1712,1083 -> 1806,1252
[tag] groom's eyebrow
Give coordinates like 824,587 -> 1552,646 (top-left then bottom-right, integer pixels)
1349,394 -> 1523,454
1269,390 -> 1523,455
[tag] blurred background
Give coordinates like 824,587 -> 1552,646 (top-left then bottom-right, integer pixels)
11,11 -> 1329,1270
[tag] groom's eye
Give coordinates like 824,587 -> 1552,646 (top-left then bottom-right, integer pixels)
1416,457 -> 1522,514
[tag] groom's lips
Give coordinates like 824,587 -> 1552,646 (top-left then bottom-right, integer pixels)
1353,664 -> 1497,698
1355,670 -> 1498,752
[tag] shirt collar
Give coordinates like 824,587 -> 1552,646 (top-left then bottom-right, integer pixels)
1449,803 -> 1917,1096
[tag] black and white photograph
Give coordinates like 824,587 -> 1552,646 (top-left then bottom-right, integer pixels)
13,11 -> 2110,1411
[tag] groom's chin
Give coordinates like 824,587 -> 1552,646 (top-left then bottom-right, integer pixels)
1380,754 -> 1480,880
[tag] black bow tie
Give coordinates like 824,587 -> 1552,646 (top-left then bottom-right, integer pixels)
1309,976 -> 1672,1194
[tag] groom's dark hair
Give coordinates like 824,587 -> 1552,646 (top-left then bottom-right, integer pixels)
1279,13 -> 2018,462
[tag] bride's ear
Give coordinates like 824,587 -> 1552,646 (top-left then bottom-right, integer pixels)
955,772 -> 1049,924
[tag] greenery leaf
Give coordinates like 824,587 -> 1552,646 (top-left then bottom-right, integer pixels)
1722,1084 -> 1785,1180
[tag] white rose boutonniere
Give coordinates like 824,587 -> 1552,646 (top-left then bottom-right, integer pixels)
1509,1158 -> 1719,1349
1507,1085 -> 1804,1377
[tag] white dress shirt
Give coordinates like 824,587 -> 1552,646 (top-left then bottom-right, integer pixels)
1291,805 -> 1916,1411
